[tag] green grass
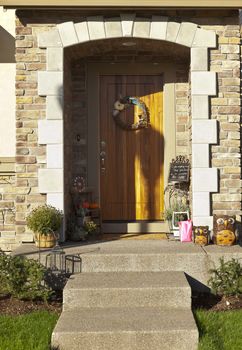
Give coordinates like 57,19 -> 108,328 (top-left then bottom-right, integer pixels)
0,311 -> 59,350
194,309 -> 242,350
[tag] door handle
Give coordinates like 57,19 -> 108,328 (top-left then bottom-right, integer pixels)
100,151 -> 106,171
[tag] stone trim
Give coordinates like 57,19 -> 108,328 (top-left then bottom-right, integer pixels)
37,15 -> 218,228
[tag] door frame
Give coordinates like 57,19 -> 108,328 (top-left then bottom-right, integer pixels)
87,62 -> 176,232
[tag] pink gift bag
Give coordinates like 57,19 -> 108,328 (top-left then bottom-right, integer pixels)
179,220 -> 193,242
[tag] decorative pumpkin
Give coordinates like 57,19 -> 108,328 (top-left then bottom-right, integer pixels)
82,201 -> 90,209
193,226 -> 209,246
89,203 -> 99,209
213,215 -> 236,246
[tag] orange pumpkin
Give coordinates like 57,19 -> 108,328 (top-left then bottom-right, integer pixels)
89,203 -> 99,209
82,201 -> 90,209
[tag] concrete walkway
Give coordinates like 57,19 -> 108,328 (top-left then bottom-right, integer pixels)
14,240 -> 242,350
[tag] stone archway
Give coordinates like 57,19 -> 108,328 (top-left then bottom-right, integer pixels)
37,14 -> 218,230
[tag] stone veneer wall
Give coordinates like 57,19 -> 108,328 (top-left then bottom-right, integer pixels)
70,62 -> 88,183
3,9 -> 239,249
15,15 -> 47,242
63,53 -> 73,222
175,70 -> 190,157
208,23 -> 241,217
0,173 -> 18,251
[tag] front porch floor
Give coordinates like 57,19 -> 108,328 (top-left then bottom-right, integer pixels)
14,239 -> 242,291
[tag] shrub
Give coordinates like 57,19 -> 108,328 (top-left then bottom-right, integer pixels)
208,258 -> 242,297
26,205 -> 63,235
0,253 -> 52,301
83,221 -> 97,234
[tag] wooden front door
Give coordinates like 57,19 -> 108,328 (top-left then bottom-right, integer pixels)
100,75 -> 164,221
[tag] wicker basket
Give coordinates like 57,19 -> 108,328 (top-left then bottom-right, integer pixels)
34,232 -> 56,248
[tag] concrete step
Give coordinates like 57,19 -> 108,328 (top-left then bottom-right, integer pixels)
63,271 -> 191,310
52,307 -> 199,350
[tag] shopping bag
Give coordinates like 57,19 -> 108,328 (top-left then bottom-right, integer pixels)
179,220 -> 192,242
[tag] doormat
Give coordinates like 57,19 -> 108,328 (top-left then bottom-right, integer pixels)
101,233 -> 168,240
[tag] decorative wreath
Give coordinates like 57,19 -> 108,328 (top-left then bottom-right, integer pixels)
112,96 -> 150,131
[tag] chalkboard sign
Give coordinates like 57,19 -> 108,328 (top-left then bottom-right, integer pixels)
168,156 -> 190,183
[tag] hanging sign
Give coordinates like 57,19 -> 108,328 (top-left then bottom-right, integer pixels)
168,156 -> 190,183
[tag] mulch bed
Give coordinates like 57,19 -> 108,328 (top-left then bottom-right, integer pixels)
1,290 -> 242,316
192,292 -> 242,312
0,291 -> 62,316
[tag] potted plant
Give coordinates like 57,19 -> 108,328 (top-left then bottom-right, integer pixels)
26,205 -> 63,248
83,220 -> 97,236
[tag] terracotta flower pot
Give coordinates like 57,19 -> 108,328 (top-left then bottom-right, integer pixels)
34,232 -> 56,248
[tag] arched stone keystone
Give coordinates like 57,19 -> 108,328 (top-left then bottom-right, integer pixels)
75,22 -> 90,43
121,13 -> 135,36
150,16 -> 168,40
57,22 -> 78,47
176,22 -> 197,47
133,18 -> 150,38
166,21 -> 180,42
87,16 -> 106,40
105,18 -> 122,38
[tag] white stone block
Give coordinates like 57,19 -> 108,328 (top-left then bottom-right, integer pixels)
191,72 -> 217,96
39,169 -> 63,193
47,193 -> 64,211
87,16 -> 106,40
192,120 -> 217,144
193,192 -> 210,217
192,144 -> 209,168
47,48 -> 63,71
192,28 -> 217,48
47,144 -> 63,168
192,168 -> 218,192
38,71 -> 63,96
193,216 -> 213,229
176,22 -> 197,47
75,21 -> 90,43
133,18 -> 150,38
57,22 -> 78,47
166,22 -> 180,42
105,18 -> 122,38
38,120 -> 63,144
46,96 -> 63,120
191,48 -> 208,71
38,29 -> 62,48
192,95 -> 209,119
121,13 -> 135,36
150,16 -> 168,40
